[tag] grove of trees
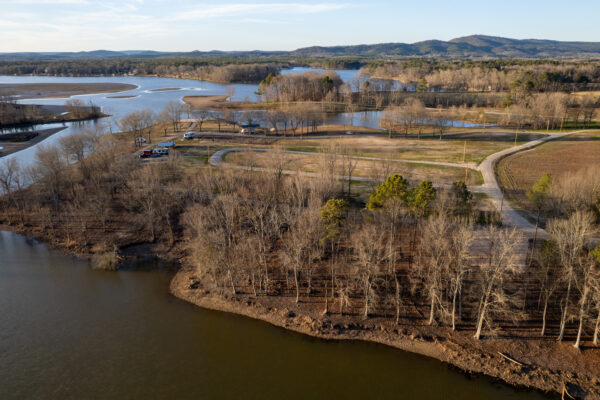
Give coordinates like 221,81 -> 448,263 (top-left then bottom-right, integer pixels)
1,131 -> 599,347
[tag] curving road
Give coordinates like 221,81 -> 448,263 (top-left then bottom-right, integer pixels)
474,131 -> 580,236
207,130 -> 585,236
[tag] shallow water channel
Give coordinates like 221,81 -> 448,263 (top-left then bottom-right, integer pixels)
0,230 -> 550,399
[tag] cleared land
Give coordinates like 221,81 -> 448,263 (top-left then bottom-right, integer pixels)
272,132 -> 547,165
0,83 -> 137,99
497,131 -> 600,213
223,150 -> 483,186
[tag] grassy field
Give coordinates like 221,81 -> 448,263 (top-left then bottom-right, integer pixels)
224,150 -> 483,186
273,132 -> 546,165
496,130 -> 600,211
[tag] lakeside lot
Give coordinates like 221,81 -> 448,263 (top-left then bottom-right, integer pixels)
497,130 -> 600,221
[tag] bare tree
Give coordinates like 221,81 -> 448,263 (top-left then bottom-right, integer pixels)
573,256 -> 599,349
548,211 -> 597,342
352,223 -> 386,318
417,213 -> 451,325
473,227 -> 523,340
340,146 -> 358,197
164,101 -> 183,133
535,241 -> 561,336
0,157 -> 24,223
447,220 -> 475,330
192,109 -> 210,132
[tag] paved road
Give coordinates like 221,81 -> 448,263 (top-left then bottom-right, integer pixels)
475,130 -> 580,236
207,130 -> 588,236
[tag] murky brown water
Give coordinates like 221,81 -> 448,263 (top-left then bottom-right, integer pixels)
0,230 -> 551,399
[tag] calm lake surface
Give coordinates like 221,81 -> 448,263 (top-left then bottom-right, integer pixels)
1,71 -> 491,167
0,230 -> 549,400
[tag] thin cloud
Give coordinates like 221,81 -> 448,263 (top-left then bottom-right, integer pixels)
170,3 -> 348,21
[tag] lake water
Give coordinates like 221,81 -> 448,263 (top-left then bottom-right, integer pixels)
0,230 -> 549,400
0,71 -> 488,167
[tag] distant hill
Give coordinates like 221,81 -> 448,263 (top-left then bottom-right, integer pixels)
290,36 -> 600,58
2,36 -> 600,61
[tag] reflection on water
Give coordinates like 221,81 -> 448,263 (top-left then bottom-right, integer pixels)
0,230 -> 548,400
1,71 -> 487,167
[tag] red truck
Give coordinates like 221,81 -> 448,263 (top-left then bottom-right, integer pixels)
139,149 -> 153,158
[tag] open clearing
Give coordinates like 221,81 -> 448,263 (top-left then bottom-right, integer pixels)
497,130 -> 600,212
273,132 -> 547,165
223,150 -> 483,185
0,83 -> 137,99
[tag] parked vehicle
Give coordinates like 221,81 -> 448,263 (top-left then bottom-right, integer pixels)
184,131 -> 195,140
240,128 -> 251,134
135,137 -> 147,143
139,149 -> 153,158
152,148 -> 169,157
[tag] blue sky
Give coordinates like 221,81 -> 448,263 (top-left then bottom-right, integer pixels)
1,0 -> 599,52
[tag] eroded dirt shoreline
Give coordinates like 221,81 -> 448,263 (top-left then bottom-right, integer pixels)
170,267 -> 599,399
2,221 -> 598,399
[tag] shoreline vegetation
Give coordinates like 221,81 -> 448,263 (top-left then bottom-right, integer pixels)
1,121 -> 599,398
1,98 -> 106,129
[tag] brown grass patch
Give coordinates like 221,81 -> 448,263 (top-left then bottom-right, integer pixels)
497,131 -> 600,212
225,150 -> 482,185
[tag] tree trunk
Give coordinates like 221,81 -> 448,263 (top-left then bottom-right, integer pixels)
451,287 -> 458,331
364,279 -> 370,318
594,309 -> 600,345
574,306 -> 585,349
395,277 -> 401,325
529,208 -> 541,265
228,269 -> 236,295
474,299 -> 488,340
294,265 -> 300,304
541,298 -> 549,336
428,294 -> 436,325
558,275 -> 573,342
324,282 -> 329,315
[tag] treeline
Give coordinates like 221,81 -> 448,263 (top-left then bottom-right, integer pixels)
0,58 -> 284,84
1,131 -> 599,347
258,71 -> 344,102
0,97 -> 102,127
362,59 -> 600,93
500,93 -> 598,129
154,63 -> 281,83
0,97 -> 52,127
